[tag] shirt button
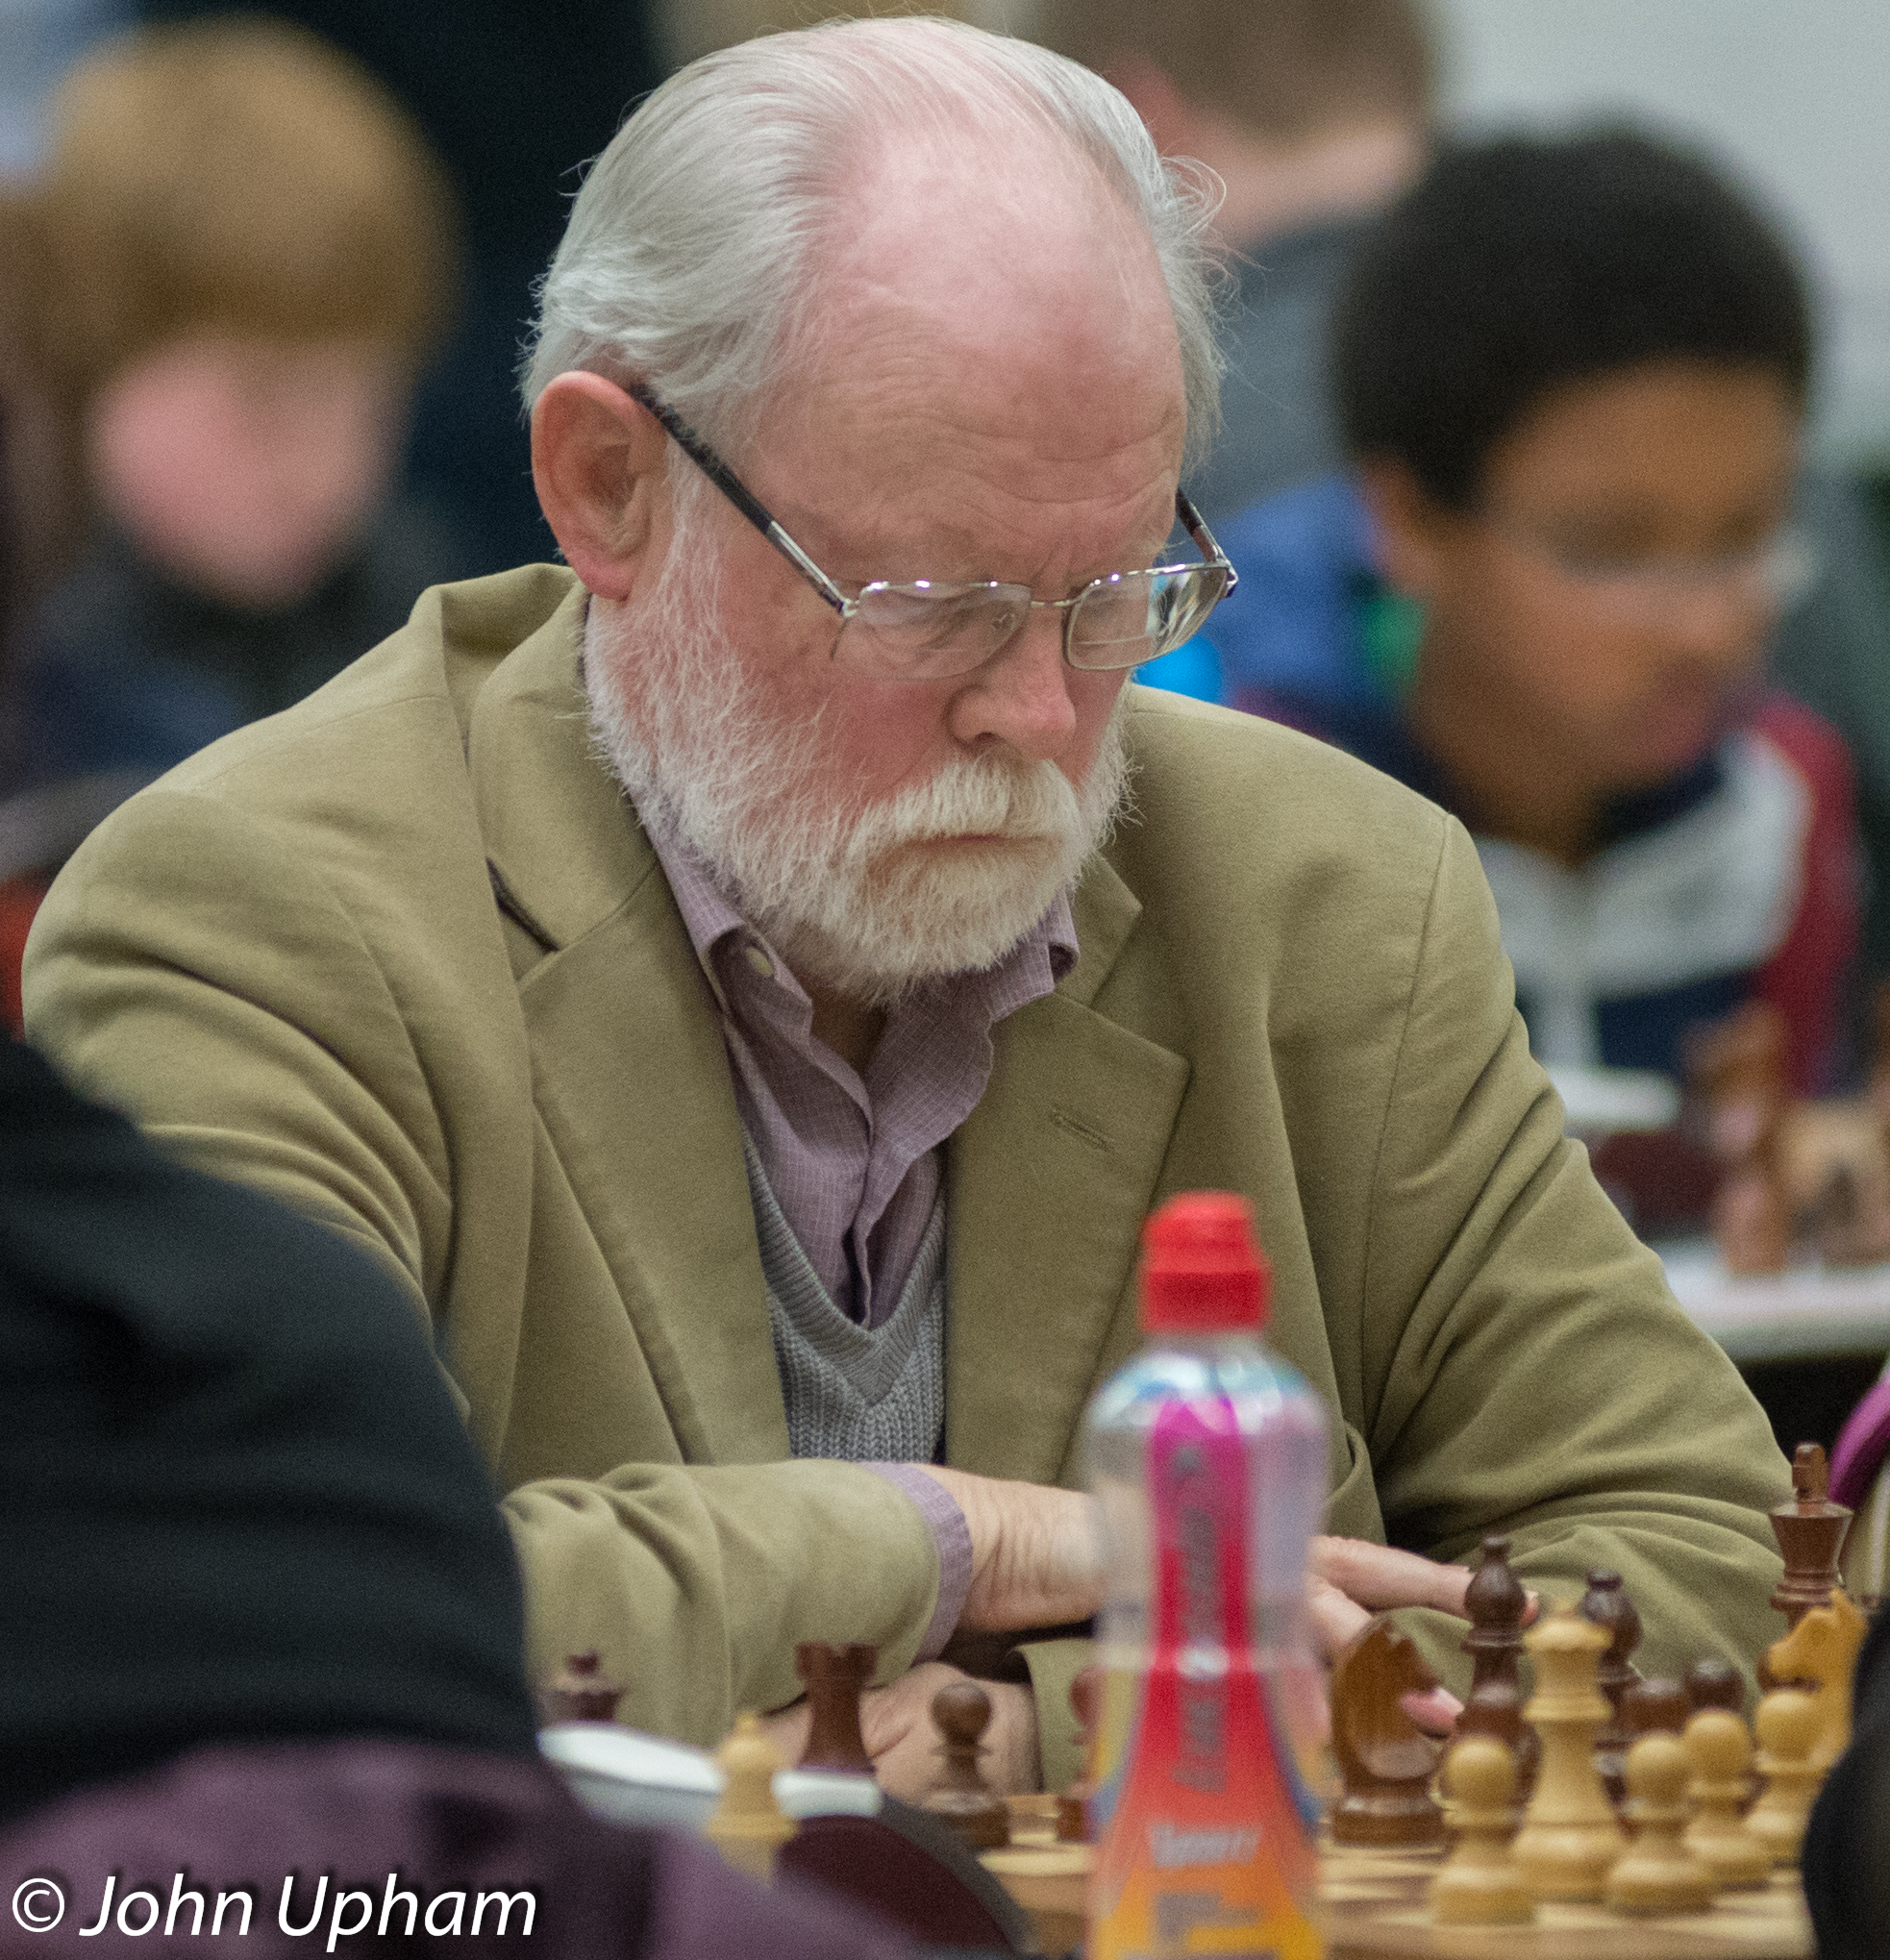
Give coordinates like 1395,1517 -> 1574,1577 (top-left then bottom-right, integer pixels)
743,943 -> 775,979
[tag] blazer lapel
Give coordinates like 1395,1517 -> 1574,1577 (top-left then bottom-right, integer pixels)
945,855 -> 1190,1485
467,602 -> 787,1464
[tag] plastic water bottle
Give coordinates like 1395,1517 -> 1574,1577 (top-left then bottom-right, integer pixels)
1083,1191 -> 1330,1959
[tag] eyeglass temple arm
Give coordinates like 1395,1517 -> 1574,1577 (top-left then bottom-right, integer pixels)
1176,489 -> 1237,594
625,380 -> 851,616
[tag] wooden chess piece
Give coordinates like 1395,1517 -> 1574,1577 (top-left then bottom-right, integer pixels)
1578,1569 -> 1642,1807
1430,1736 -> 1534,1926
1460,1534 -> 1539,1798
1690,1000 -> 1791,1274
795,1641 -> 877,1774
1685,1655 -> 1745,1715
1681,1710 -> 1772,1888
1056,1665 -> 1099,1844
1511,1609 -> 1625,1901
1770,1443 -> 1853,1628
1329,1615 -> 1446,1846
535,1650 -> 625,1724
1623,1675 -> 1691,1739
1747,1689 -> 1822,1868
920,1681 -> 1010,1850
1766,1589 -> 1867,1773
705,1712 -> 795,1881
1455,1679 -> 1529,1818
1604,1732 -> 1717,1915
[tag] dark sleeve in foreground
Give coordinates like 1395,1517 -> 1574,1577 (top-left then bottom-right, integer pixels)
1802,1600 -> 1890,1960
0,1036 -> 538,1826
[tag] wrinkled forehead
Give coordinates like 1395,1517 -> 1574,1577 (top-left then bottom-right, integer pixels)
749,127 -> 1187,533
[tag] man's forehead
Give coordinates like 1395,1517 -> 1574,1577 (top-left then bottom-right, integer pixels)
743,133 -> 1187,569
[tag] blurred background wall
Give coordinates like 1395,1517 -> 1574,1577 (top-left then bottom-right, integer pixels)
1434,0 -> 1890,471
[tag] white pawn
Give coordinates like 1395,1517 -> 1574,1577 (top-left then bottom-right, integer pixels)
1681,1710 -> 1772,1890
1430,1735 -> 1535,1925
1605,1732 -> 1716,1915
705,1711 -> 794,1881
1747,1689 -> 1822,1869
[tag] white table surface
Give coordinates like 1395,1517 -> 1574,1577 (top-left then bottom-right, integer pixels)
1655,1237 -> 1890,1363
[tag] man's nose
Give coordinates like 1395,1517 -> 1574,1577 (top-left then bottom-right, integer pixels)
945,606 -> 1081,760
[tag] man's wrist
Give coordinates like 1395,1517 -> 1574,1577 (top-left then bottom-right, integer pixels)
861,1463 -> 974,1659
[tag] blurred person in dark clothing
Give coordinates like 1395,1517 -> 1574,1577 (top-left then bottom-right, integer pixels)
139,0 -> 669,577
1038,0 -> 1431,529
1042,1 -> 1890,989
5,17 -> 471,885
0,192 -> 85,1029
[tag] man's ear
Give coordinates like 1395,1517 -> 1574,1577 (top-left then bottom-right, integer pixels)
1355,458 -> 1453,602
531,372 -> 671,600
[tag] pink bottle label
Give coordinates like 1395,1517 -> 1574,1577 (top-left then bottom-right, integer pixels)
1088,1394 -> 1322,1958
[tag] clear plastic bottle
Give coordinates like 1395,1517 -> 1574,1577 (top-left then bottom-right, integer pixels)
1083,1191 -> 1330,1960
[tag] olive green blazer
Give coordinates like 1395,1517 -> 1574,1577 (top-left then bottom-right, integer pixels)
25,566 -> 1789,1781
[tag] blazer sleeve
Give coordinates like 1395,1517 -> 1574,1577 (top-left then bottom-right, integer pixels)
23,789 -> 942,1746
1358,815 -> 1791,1693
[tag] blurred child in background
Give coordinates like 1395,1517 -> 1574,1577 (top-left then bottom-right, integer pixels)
1207,132 -> 1859,1090
5,17 -> 464,898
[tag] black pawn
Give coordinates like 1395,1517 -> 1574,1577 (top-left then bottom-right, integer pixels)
920,1681 -> 1010,1850
1460,1535 -> 1539,1797
1579,1569 -> 1643,1806
1686,1655 -> 1745,1714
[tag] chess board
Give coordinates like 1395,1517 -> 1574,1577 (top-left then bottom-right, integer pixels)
1319,1841 -> 1809,1960
979,1810 -> 1813,1960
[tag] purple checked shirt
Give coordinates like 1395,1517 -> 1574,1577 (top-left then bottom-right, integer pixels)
642,811 -> 1078,1658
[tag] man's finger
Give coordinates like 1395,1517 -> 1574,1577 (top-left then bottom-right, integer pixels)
1311,1535 -> 1474,1617
1307,1572 -> 1373,1662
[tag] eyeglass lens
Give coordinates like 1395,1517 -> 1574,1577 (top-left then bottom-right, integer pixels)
841,565 -> 1229,678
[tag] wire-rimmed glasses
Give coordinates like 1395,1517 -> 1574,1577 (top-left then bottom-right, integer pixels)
628,381 -> 1237,682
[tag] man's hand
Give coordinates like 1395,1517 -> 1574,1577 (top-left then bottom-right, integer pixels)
908,1466 -> 1103,1631
1309,1535 -> 1527,1734
760,1662 -> 1040,1802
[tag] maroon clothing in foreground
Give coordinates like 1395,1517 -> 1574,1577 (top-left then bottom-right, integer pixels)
0,1739 -> 917,1959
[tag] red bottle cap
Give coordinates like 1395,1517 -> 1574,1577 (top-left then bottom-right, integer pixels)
1139,1192 -> 1268,1332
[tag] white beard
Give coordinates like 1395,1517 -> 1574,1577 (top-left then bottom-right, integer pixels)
584,479 -> 1132,1006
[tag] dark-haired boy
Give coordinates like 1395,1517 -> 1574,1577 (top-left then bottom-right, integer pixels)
1206,130 -> 1860,1089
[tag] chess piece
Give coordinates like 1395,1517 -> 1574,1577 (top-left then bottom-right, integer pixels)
705,1712 -> 795,1881
1766,1589 -> 1868,1773
920,1681 -> 1010,1850
1747,1689 -> 1822,1868
1681,1710 -> 1772,1888
1623,1675 -> 1690,1739
1770,1443 -> 1853,1628
1685,1655 -> 1745,1715
1430,1736 -> 1534,1925
535,1650 -> 624,1724
1455,1679 -> 1529,1803
1329,1615 -> 1446,1846
1690,1001 -> 1790,1274
1056,1665 -> 1099,1844
1460,1535 -> 1539,1798
1578,1569 -> 1642,1806
1604,1732 -> 1717,1915
795,1641 -> 877,1774
1511,1609 -> 1625,1901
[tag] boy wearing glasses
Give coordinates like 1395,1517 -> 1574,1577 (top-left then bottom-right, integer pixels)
1205,130 -> 1859,1091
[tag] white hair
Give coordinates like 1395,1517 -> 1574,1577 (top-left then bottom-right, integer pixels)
522,13 -> 1222,465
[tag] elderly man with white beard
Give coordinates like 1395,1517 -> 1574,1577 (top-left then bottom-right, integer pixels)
25,17 -> 1788,1796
